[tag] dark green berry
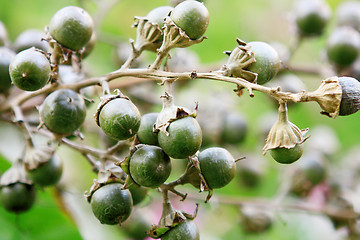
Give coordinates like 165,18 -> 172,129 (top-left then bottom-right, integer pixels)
220,112 -> 247,145
137,112 -> 159,145
0,47 -> 16,93
198,147 -> 236,189
327,27 -> 360,68
129,186 -> 148,206
158,117 -> 202,159
40,89 -> 87,135
0,183 -> 36,213
129,145 -> 171,188
26,155 -> 63,187
90,183 -> 132,225
161,220 -> 200,240
294,0 -> 331,36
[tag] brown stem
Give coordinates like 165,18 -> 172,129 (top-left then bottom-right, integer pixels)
60,137 -> 122,162
0,68 -> 323,114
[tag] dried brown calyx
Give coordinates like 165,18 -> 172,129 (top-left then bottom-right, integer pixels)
263,102 -> 309,155
132,17 -> 163,52
85,161 -> 125,202
154,84 -> 197,135
148,199 -> 198,239
0,159 -> 32,187
23,144 -> 54,171
220,38 -> 257,83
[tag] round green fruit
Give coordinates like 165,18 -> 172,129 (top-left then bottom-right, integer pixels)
327,27 -> 360,68
49,6 -> 94,51
161,220 -> 200,240
147,6 -> 174,29
99,98 -> 141,141
294,0 -> 331,36
14,29 -> 49,53
170,0 -> 209,40
270,144 -> 303,164
198,147 -> 236,189
129,186 -> 148,205
158,117 -> 202,159
90,183 -> 132,225
137,112 -> 159,145
0,47 -> 16,93
9,48 -> 51,91
26,155 -> 63,187
0,183 -> 36,213
40,89 -> 86,135
220,112 -> 247,144
129,145 -> 171,188
336,1 -> 360,31
246,41 -> 280,85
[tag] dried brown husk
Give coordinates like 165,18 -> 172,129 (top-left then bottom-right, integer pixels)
263,102 -> 309,154
221,38 -> 258,83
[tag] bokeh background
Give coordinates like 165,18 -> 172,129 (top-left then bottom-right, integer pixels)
0,0 -> 359,239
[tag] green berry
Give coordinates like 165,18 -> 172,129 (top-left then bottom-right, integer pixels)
98,98 -> 141,141
294,0 -> 331,36
220,112 -> 247,144
247,41 -> 280,85
9,48 -> 51,91
14,29 -> 49,53
161,220 -> 200,240
0,47 -> 16,93
0,183 -> 36,213
26,155 -> 63,187
198,147 -> 236,189
158,117 -> 202,159
327,27 -> 360,68
90,183 -> 132,225
137,112 -> 159,145
40,89 -> 87,135
170,0 -> 209,40
147,6 -> 174,29
270,144 -> 303,164
49,6 -> 94,51
129,145 -> 171,188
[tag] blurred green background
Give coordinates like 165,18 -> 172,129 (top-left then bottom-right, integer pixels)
0,0 -> 359,239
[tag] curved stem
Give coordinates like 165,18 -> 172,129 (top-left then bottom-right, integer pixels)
0,68 -> 318,114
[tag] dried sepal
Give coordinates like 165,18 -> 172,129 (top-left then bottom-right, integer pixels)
220,38 -> 258,83
133,17 -> 163,52
23,144 -> 55,170
85,161 -> 125,202
0,159 -> 32,186
157,17 -> 207,54
307,76 -> 342,118
114,145 -> 143,190
93,90 -> 130,127
179,157 -> 213,203
263,102 -> 309,154
148,200 -> 197,239
154,91 -> 197,135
